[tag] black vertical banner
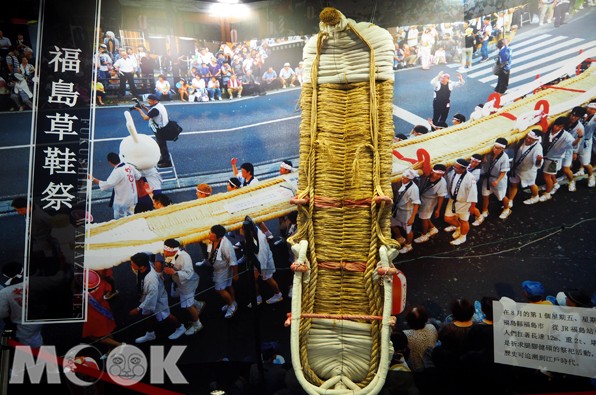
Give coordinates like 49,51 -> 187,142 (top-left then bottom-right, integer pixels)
25,0 -> 98,322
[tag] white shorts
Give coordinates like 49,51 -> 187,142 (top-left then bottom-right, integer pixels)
561,149 -> 574,168
390,216 -> 412,233
140,308 -> 169,322
213,268 -> 233,291
543,158 -> 561,175
255,268 -> 275,281
418,200 -> 436,220
480,180 -> 507,200
509,169 -> 538,188
444,199 -> 471,221
578,139 -> 592,166
178,290 -> 197,309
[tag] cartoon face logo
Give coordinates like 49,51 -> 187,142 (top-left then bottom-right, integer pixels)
62,344 -> 103,387
106,344 -> 147,386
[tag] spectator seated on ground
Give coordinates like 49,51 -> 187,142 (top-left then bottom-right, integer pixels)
92,80 -> 106,106
207,77 -> 222,101
198,62 -> 210,83
241,69 -> 265,96
279,62 -> 296,88
190,75 -> 209,102
262,66 -> 278,90
10,73 -> 33,111
154,74 -> 171,101
227,74 -> 243,99
402,43 -> 418,67
176,78 -> 189,102
220,62 -> 233,88
394,45 -> 406,69
231,56 -> 244,77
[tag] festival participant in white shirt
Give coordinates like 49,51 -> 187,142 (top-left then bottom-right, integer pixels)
90,152 -> 141,219
206,225 -> 238,319
444,158 -> 478,246
161,238 -> 205,336
129,252 -> 187,343
539,116 -> 576,202
414,164 -> 447,244
391,169 -> 421,254
506,130 -> 544,206
475,138 -> 511,223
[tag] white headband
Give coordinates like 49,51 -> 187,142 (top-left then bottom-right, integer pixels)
196,188 -> 211,195
432,169 -> 445,175
470,157 -> 482,163
280,162 -> 293,171
163,245 -> 179,253
494,142 -> 506,149
402,169 -> 419,179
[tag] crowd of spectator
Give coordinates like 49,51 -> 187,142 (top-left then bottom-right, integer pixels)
0,29 -> 36,111
390,7 -> 521,72
92,30 -> 307,105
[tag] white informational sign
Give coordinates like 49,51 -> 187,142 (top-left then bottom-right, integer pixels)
493,298 -> 596,378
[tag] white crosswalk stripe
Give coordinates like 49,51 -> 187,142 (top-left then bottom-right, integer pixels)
447,33 -> 592,90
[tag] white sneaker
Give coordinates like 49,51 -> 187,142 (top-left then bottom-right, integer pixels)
195,259 -> 206,267
539,193 -> 551,202
238,94 -> 242,98
524,196 -> 540,205
428,227 -> 439,237
266,293 -> 284,304
218,97 -> 222,101
450,235 -> 467,246
551,183 -> 560,195
568,180 -> 576,192
398,244 -> 413,254
224,302 -> 238,319
444,225 -> 457,232
452,228 -> 461,239
499,208 -> 512,220
414,234 -> 430,244
481,211 -> 489,218
135,331 -> 156,344
573,169 -> 585,177
248,295 -> 263,308
508,200 -> 513,209
472,216 -> 485,227
168,325 -> 187,340
588,176 -> 595,188
185,321 -> 203,335
194,300 -> 205,314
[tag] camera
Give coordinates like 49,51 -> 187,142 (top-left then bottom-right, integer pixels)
128,97 -> 142,111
